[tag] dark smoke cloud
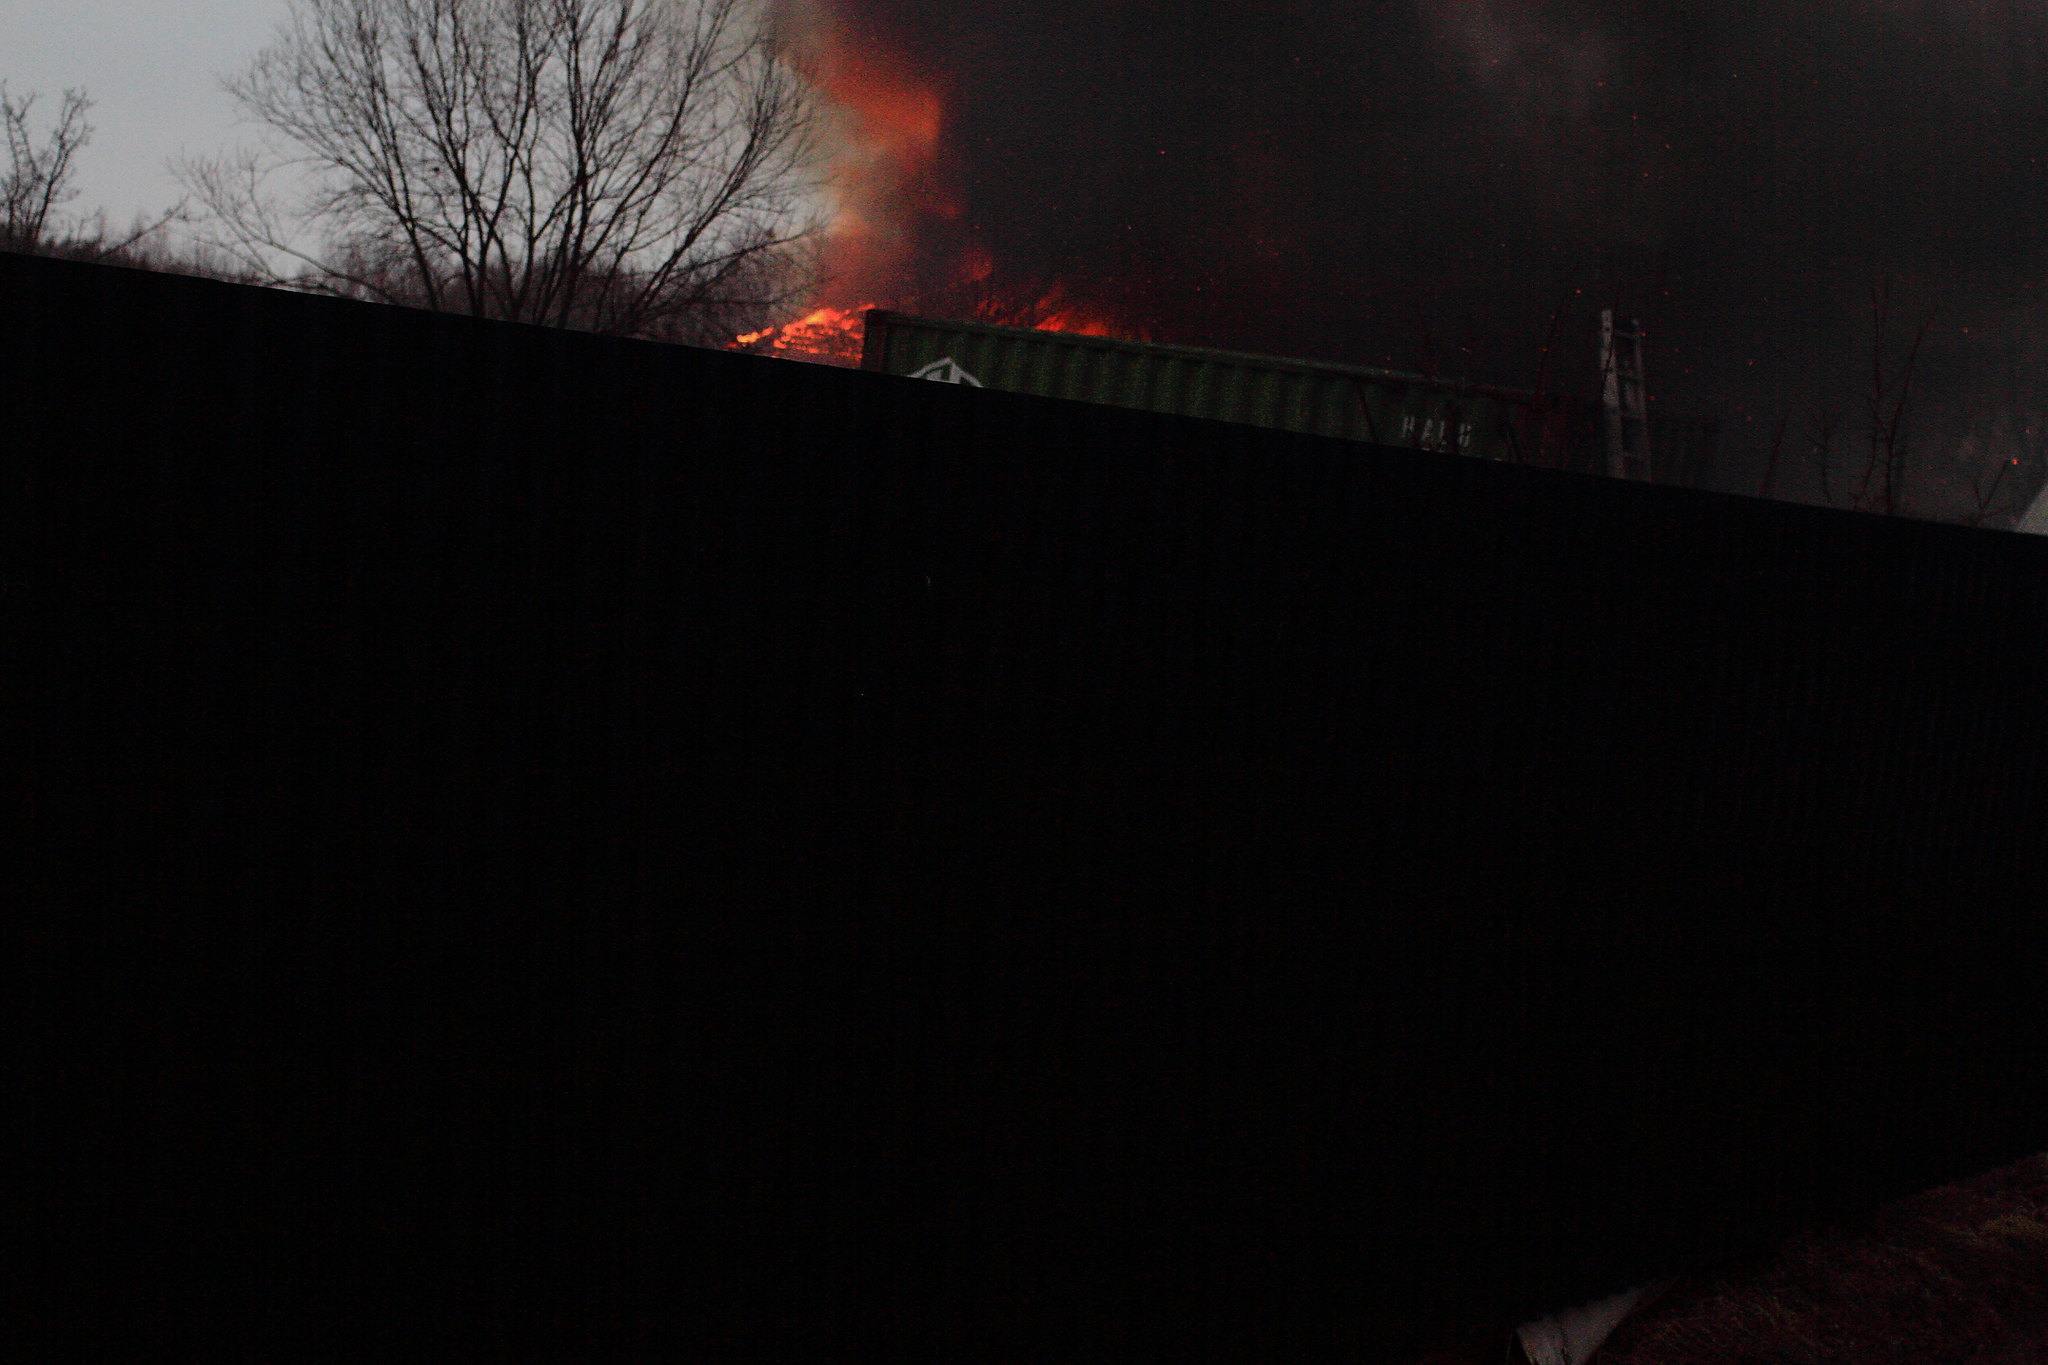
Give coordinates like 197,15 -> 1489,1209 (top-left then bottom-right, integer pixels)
809,0 -> 2048,510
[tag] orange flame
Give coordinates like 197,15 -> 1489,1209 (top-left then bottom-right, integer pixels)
731,303 -> 875,366
727,17 -> 1141,361
1032,309 -> 1122,339
1013,283 -> 1133,339
730,294 -> 1128,364
790,16 -> 957,311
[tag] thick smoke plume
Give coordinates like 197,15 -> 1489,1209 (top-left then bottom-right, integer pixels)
775,0 -> 2048,511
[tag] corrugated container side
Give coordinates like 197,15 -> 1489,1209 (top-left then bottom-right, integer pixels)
864,309 -> 1723,483
863,308 -> 1590,465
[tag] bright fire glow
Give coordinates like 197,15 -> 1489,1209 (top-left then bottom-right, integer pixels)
728,294 -> 1133,363
1007,283 -> 1132,339
791,15 -> 956,313
1032,308 -> 1122,338
727,16 -> 1142,362
1036,316 -> 1117,337
731,304 -> 875,366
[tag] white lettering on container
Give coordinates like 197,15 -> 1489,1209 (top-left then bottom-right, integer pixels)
909,357 -> 984,386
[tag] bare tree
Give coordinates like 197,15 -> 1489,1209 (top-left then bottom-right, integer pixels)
1808,282 -> 1933,518
2,83 -> 194,264
2,83 -> 93,249
1853,281 -> 1931,517
1791,281 -> 2048,528
180,0 -> 823,343
1809,403 -> 1847,510
1757,413 -> 1789,499
1951,410 -> 2048,529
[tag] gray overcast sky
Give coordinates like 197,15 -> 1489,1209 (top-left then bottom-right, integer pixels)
2,0 -> 284,227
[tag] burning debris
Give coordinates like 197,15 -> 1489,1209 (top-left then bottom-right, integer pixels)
731,304 -> 874,365
727,290 -> 1127,364
728,0 -> 1141,360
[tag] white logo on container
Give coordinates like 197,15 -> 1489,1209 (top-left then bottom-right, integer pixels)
910,357 -> 983,386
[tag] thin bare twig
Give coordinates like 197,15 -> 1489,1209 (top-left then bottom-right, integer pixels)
1761,413 -> 1788,500
1,83 -> 94,248
178,0 -> 824,342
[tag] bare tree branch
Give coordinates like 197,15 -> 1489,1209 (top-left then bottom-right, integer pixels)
1811,406 -> 1843,511
178,0 -> 823,340
1760,412 -> 1787,500
2,83 -> 94,248
1805,280 -> 1939,519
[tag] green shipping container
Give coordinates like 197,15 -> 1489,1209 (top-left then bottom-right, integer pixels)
861,309 -> 1583,468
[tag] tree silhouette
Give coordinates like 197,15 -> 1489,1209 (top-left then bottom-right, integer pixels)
2,83 -> 92,249
180,0 -> 824,344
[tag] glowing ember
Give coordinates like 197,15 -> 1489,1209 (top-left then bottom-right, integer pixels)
1005,283 -> 1135,340
729,304 -> 874,366
1030,305 -> 1123,338
727,292 -> 1135,366
1033,314 -> 1116,337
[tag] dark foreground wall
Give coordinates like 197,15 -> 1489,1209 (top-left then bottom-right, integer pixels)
7,250 -> 2048,1363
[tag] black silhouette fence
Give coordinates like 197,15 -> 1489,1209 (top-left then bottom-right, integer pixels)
8,249 -> 2048,1362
